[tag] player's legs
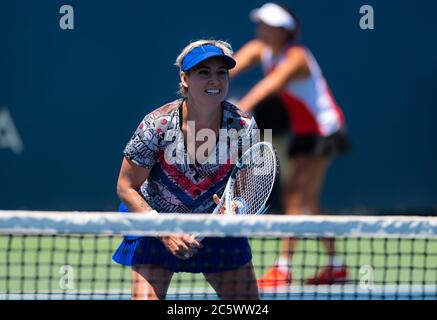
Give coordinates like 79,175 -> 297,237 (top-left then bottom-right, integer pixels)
258,156 -> 317,288
300,155 -> 330,213
296,156 -> 348,284
131,264 -> 174,300
282,156 -> 331,257
204,262 -> 259,299
258,155 -> 334,288
299,156 -> 337,256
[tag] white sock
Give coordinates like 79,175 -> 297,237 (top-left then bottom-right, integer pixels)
276,256 -> 291,273
329,256 -> 344,269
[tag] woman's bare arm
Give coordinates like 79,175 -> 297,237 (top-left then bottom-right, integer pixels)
116,157 -> 155,213
117,157 -> 202,257
230,39 -> 265,78
238,46 -> 310,113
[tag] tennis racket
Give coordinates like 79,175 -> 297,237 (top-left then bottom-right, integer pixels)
196,141 -> 279,241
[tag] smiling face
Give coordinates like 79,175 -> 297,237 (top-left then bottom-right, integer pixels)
180,57 -> 229,108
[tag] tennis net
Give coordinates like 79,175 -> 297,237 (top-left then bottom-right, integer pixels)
0,211 -> 436,300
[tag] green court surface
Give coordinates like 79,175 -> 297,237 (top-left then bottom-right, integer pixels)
1,235 -> 436,299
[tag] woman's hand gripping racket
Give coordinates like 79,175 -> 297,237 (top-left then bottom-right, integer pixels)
195,141 -> 280,241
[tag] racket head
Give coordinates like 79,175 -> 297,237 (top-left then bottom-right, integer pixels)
196,142 -> 279,241
225,141 -> 279,215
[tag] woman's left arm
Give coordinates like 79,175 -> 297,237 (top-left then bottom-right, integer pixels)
238,47 -> 309,113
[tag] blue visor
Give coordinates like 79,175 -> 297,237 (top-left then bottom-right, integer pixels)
181,44 -> 236,72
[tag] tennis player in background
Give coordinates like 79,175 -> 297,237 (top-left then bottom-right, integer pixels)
112,39 -> 259,299
230,2 -> 351,287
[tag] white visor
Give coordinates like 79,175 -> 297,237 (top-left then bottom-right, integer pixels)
250,3 -> 296,31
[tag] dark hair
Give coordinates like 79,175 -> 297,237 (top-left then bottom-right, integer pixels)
275,2 -> 302,42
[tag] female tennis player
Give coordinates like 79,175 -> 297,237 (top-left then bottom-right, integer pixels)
230,3 -> 351,287
112,39 -> 259,300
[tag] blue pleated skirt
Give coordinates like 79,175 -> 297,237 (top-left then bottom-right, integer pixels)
112,203 -> 252,273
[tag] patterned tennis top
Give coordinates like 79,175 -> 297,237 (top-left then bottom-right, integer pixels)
124,99 -> 258,214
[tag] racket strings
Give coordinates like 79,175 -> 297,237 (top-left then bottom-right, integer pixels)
227,143 -> 278,215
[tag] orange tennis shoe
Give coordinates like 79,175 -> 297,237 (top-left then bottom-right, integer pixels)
306,265 -> 349,285
257,266 -> 292,288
